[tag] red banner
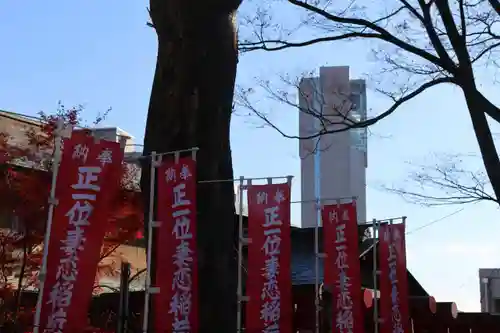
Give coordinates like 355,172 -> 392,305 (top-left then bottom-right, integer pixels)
321,201 -> 364,333
39,134 -> 124,332
246,183 -> 292,333
155,157 -> 198,333
379,223 -> 410,333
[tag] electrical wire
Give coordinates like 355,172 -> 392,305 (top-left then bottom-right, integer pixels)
405,208 -> 465,235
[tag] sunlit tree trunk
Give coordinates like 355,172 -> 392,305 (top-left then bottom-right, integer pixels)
141,0 -> 241,331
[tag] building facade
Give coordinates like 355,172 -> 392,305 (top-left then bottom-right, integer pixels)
0,110 -> 138,225
479,268 -> 500,313
0,110 -> 136,155
299,66 -> 367,228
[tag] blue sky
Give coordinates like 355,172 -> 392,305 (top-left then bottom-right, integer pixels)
1,1 -> 500,311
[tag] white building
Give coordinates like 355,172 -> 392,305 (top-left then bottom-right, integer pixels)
479,268 -> 500,313
89,126 -> 136,152
299,66 -> 367,228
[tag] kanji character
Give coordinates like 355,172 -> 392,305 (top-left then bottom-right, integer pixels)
72,144 -> 89,163
71,167 -> 101,192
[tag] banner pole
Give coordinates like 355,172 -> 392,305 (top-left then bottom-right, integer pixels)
372,218 -> 379,333
236,176 -> 245,333
117,262 -> 131,333
314,199 -> 321,333
313,128 -> 322,333
33,118 -> 70,333
142,151 -> 160,333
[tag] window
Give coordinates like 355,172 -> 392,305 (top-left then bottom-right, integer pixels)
349,93 -> 361,112
348,93 -> 367,153
494,298 -> 500,313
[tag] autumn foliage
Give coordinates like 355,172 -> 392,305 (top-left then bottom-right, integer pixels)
0,105 -> 143,330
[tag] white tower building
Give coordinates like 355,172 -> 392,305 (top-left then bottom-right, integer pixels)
299,66 -> 367,227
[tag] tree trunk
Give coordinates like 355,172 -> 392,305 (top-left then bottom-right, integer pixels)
141,1 -> 240,332
462,87 -> 500,202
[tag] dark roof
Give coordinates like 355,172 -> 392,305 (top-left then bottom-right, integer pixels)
288,225 -> 428,297
238,215 -> 428,296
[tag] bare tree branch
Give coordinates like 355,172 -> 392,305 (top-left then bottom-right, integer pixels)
240,0 -> 457,70
128,268 -> 146,283
93,285 -> 120,293
240,32 -> 381,52
99,243 -> 121,261
385,154 -> 498,206
235,75 -> 454,140
238,0 -> 500,120
238,0 -> 500,203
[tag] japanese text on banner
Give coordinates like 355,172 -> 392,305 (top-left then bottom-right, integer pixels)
155,157 -> 198,333
40,136 -> 122,333
379,223 -> 409,333
322,202 -> 364,333
246,183 -> 292,333
259,187 -> 285,332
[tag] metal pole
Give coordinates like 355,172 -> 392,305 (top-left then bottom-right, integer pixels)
372,218 -> 379,333
117,262 -> 131,333
142,151 -> 160,333
33,118 -> 69,333
313,114 -> 322,333
314,206 -> 321,333
236,176 -> 245,333
123,263 -> 131,333
388,219 -> 395,332
234,175 -> 292,332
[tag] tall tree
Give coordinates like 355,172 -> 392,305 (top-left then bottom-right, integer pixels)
239,0 -> 500,202
142,1 -> 241,331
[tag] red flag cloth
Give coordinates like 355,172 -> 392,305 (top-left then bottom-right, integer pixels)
246,183 -> 293,333
321,201 -> 364,333
39,134 -> 124,333
379,223 -> 410,333
155,157 -> 199,333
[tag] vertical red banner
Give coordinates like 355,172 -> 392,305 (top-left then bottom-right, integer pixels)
379,223 -> 410,333
246,182 -> 293,333
321,201 -> 364,333
39,134 -> 124,332
155,157 -> 199,333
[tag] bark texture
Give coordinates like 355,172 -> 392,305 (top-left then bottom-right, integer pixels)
141,0 -> 241,332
